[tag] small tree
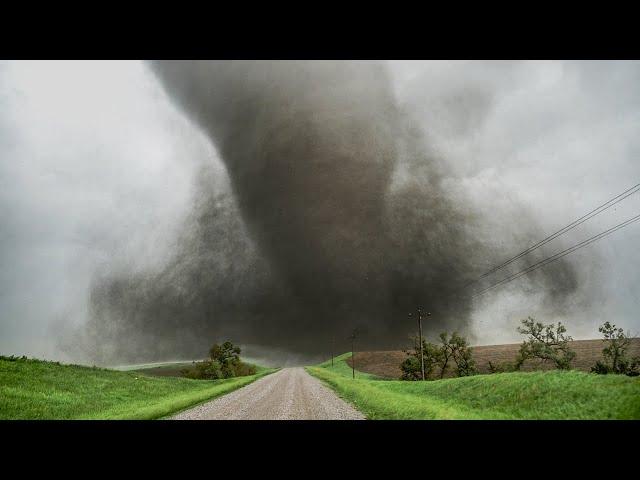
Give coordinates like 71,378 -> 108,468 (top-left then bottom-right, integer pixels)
210,341 -> 241,368
514,317 -> 575,370
184,340 -> 254,380
438,332 -> 476,378
591,322 -> 639,376
437,332 -> 455,379
400,331 -> 476,380
401,336 -> 442,380
449,332 -> 476,377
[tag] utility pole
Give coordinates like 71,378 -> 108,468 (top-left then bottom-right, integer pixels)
410,308 -> 428,380
331,335 -> 334,367
417,308 -> 425,381
349,330 -> 357,379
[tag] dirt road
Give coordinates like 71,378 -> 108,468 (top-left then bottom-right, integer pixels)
171,367 -> 365,420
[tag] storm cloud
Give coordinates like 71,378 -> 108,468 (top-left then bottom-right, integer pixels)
80,61 -> 578,363
1,61 -> 638,365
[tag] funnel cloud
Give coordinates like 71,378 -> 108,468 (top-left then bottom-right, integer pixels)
78,61 -> 580,363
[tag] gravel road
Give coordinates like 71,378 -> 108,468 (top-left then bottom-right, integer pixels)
171,367 -> 365,420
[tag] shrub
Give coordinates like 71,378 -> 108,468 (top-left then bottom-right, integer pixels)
234,362 -> 257,377
515,317 -> 575,370
0,355 -> 27,362
400,356 -> 423,381
487,360 -> 515,374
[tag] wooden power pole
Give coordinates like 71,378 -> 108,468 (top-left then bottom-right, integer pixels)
417,308 -> 425,381
331,335 -> 334,367
349,330 -> 357,379
411,308 -> 430,381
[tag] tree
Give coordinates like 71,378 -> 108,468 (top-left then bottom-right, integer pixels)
449,332 -> 476,377
438,332 -> 476,378
401,336 -> 442,380
400,331 -> 476,380
591,322 -> 639,376
515,317 -> 575,370
437,332 -> 455,379
209,341 -> 241,368
183,340 -> 254,380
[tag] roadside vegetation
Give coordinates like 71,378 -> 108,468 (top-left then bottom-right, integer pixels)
402,318 -> 640,378
307,353 -> 640,419
0,352 -> 275,420
309,317 -> 640,419
180,341 -> 257,379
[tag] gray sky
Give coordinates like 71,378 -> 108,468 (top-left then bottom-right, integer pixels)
389,61 -> 640,342
1,60 -> 638,361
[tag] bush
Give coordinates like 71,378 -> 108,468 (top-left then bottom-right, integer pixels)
400,356 -> 423,381
514,317 -> 575,370
591,322 -> 639,376
233,362 -> 257,377
487,360 -> 515,374
591,360 -> 612,375
0,355 -> 28,362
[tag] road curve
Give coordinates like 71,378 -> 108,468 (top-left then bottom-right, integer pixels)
171,367 -> 365,420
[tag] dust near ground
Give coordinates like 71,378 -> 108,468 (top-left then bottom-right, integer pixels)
170,367 -> 364,420
347,338 -> 640,379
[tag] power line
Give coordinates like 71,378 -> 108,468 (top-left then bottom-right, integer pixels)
464,183 -> 640,289
471,212 -> 640,298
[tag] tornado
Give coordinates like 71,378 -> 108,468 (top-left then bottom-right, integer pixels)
150,61 -> 399,331
76,61 -> 579,364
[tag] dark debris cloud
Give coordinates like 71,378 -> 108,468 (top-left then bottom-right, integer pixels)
78,61 -> 580,363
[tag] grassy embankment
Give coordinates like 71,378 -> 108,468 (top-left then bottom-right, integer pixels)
306,353 -> 640,420
0,356 -> 276,420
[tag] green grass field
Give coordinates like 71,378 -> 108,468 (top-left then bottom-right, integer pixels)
306,353 -> 640,419
0,356 -> 276,420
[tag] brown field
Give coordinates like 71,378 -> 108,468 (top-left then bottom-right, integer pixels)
347,338 -> 640,379
128,362 -> 198,378
134,365 -> 194,377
